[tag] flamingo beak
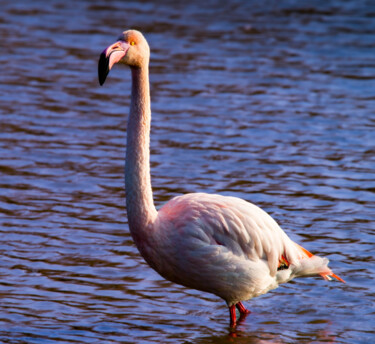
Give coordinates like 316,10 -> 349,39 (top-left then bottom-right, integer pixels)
98,41 -> 130,86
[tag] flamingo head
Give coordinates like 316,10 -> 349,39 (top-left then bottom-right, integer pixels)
98,29 -> 150,86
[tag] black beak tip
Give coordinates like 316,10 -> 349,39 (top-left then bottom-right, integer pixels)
98,52 -> 109,86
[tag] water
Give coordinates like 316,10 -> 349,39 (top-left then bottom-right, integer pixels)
0,0 -> 374,343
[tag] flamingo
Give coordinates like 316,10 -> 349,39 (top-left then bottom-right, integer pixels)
98,30 -> 344,327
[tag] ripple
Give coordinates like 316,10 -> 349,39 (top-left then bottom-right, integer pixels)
1,0 -> 374,343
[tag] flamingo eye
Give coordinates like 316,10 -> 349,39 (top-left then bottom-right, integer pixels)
130,41 -> 135,46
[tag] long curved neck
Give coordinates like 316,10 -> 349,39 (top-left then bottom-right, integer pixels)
125,66 -> 157,240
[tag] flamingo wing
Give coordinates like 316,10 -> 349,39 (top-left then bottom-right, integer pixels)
159,193 -> 298,267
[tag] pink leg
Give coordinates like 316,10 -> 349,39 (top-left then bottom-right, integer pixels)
229,305 -> 237,327
236,301 -> 251,315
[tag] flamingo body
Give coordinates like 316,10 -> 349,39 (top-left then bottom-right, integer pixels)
98,29 -> 344,326
141,193 -> 333,307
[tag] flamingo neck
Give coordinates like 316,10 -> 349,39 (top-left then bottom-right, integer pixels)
125,66 -> 157,241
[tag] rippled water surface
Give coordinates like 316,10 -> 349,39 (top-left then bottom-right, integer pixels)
1,0 -> 374,343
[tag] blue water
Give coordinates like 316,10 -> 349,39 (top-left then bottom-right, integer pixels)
0,1 -> 374,343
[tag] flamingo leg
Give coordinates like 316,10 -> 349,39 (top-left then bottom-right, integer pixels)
236,301 -> 251,315
229,305 -> 237,327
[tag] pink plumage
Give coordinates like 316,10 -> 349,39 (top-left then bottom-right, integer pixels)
98,29 -> 344,327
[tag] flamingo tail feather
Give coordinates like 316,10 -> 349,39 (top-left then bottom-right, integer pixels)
294,243 -> 345,283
